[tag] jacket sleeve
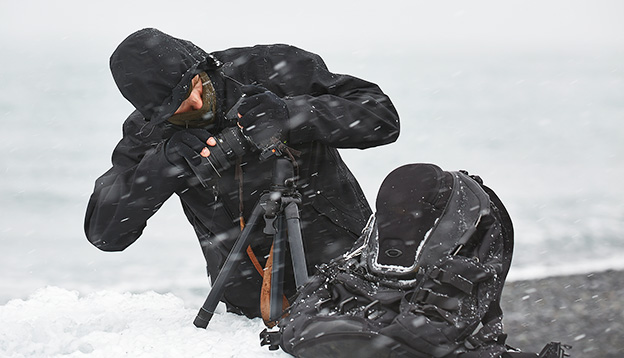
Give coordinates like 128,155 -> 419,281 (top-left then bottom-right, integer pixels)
84,113 -> 183,251
265,45 -> 400,149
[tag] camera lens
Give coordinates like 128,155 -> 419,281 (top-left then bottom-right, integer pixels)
209,127 -> 250,171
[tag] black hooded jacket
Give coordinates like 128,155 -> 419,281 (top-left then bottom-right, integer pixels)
85,29 -> 400,317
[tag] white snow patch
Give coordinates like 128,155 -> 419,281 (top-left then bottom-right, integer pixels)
0,287 -> 289,358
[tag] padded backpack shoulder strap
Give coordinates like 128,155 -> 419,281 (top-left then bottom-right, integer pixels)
460,174 -> 515,348
480,182 -> 514,279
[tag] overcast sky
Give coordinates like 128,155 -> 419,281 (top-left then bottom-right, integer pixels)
2,0 -> 623,60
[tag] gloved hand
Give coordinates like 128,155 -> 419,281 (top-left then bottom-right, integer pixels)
237,85 -> 289,150
165,128 -> 215,168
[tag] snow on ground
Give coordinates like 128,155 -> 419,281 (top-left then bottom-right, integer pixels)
0,287 -> 289,358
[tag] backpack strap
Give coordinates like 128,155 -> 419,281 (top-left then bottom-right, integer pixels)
465,315 -> 507,350
460,177 -> 570,358
479,181 -> 514,282
429,266 -> 475,294
479,181 -> 515,337
462,174 -> 516,352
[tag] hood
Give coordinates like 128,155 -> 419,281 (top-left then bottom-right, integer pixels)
110,28 -> 221,124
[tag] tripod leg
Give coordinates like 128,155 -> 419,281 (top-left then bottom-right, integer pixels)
194,201 -> 265,328
269,215 -> 286,321
284,202 -> 309,288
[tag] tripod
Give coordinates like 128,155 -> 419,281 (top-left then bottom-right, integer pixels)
193,156 -> 309,328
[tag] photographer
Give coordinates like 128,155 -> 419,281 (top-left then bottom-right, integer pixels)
84,28 -> 400,319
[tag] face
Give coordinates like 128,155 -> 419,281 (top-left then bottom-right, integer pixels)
174,75 -> 203,114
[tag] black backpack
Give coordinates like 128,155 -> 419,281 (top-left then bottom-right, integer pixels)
261,165 -> 569,358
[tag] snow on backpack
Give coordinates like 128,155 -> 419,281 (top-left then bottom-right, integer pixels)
260,163 -> 569,358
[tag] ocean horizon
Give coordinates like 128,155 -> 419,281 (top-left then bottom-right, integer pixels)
1,45 -> 622,307
1,2 -> 623,356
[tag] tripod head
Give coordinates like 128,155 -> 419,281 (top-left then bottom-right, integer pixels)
271,157 -> 296,191
262,157 -> 300,237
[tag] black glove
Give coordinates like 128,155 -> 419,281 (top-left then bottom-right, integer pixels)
165,127 -> 251,186
165,129 -> 213,168
237,85 -> 289,150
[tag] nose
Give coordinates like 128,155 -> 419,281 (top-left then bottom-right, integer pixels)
174,82 -> 203,114
188,90 -> 203,110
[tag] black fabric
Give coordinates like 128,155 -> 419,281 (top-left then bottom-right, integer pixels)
237,85 -> 289,150
85,34 -> 400,317
110,28 -> 220,124
163,127 -> 246,186
273,165 -> 530,358
375,164 -> 453,268
165,128 -> 213,167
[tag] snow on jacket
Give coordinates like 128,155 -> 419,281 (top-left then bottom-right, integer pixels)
85,36 -> 399,317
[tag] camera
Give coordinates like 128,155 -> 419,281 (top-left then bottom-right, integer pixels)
188,125 -> 287,188
208,126 -> 250,172
183,126 -> 248,187
210,126 -> 286,170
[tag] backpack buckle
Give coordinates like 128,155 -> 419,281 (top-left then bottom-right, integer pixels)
259,328 -> 281,351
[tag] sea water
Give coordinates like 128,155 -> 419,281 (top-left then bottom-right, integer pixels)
1,47 -> 623,310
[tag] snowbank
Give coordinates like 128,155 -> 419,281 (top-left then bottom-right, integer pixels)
0,287 -> 289,358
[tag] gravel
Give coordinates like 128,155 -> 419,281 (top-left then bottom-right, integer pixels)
501,269 -> 624,358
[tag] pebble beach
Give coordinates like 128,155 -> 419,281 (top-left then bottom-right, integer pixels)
501,269 -> 623,358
